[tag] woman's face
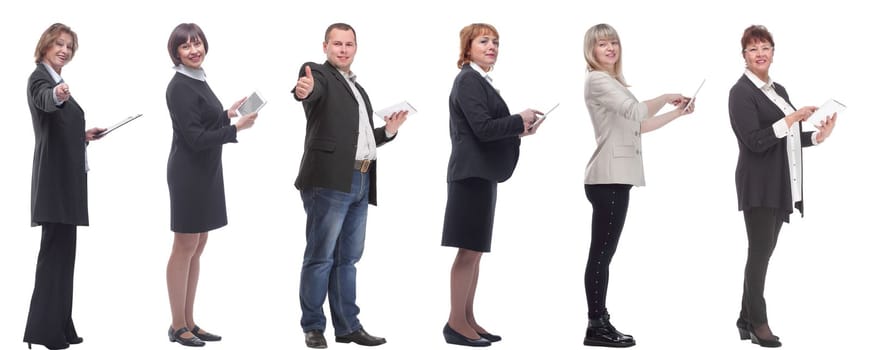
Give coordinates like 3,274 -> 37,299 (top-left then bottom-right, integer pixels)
177,36 -> 206,69
593,37 -> 619,72
469,33 -> 498,71
43,32 -> 74,73
743,39 -> 774,78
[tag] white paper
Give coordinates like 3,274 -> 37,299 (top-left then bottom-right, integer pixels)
375,100 -> 417,120
806,99 -> 845,126
237,90 -> 267,116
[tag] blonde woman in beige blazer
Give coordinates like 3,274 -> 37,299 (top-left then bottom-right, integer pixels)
580,23 -> 695,348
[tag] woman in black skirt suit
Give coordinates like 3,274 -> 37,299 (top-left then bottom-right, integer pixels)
440,23 -> 541,347
164,23 -> 258,347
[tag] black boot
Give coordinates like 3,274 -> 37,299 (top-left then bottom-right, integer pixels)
583,314 -> 635,348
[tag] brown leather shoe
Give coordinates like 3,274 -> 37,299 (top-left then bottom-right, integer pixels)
335,328 -> 386,346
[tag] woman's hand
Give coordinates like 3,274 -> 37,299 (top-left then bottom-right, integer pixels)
518,108 -> 542,131
55,83 -> 71,103
786,106 -> 816,127
85,127 -> 107,141
234,112 -> 258,131
814,112 -> 837,143
227,96 -> 248,119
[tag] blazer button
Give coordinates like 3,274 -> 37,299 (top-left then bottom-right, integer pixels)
635,131 -> 639,136
636,150 -> 640,155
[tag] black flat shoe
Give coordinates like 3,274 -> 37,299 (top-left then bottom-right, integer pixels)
336,327 -> 386,346
583,314 -> 635,348
305,330 -> 327,349
478,332 -> 501,342
191,326 -> 221,342
443,324 -> 490,347
168,326 -> 205,347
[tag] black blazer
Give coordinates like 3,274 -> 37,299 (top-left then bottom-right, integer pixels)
292,61 -> 393,205
728,74 -> 815,218
27,63 -> 88,227
447,64 -> 524,183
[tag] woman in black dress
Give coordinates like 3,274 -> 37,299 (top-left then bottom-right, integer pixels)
24,22 -> 106,350
164,23 -> 258,347
440,23 -> 541,347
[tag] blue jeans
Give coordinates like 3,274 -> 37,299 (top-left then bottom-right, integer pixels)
299,171 -> 369,336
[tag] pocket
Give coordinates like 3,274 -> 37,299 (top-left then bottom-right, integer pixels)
613,145 -> 637,158
309,138 -> 336,152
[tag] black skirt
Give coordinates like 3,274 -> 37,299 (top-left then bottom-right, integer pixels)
441,177 -> 498,252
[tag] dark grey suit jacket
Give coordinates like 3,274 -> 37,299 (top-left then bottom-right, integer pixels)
28,63 -> 88,226
728,74 -> 814,218
447,64 -> 524,183
292,61 -> 393,205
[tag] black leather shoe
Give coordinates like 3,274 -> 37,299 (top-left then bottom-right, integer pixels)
305,330 -> 327,349
749,327 -> 782,348
478,332 -> 501,342
583,314 -> 635,348
168,327 -> 205,347
737,319 -> 778,341
336,328 -> 386,346
27,342 -> 69,350
443,324 -> 490,347
67,337 -> 83,345
191,325 -> 221,342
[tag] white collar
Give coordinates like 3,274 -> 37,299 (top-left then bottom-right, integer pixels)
41,62 -> 63,83
174,64 -> 207,81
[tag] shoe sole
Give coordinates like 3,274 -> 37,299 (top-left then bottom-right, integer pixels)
583,339 -> 636,348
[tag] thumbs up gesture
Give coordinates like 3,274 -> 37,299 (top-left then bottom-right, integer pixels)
295,65 -> 315,100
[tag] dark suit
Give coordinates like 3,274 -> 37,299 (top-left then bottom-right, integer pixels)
292,61 -> 394,335
24,63 -> 86,348
441,64 -> 524,253
728,73 -> 815,327
293,61 -> 392,205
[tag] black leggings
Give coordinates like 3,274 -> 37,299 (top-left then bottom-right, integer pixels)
584,184 -> 632,319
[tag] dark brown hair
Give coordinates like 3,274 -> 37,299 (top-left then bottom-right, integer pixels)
167,23 -> 208,66
457,23 -> 499,69
324,23 -> 356,43
34,23 -> 78,64
741,25 -> 775,53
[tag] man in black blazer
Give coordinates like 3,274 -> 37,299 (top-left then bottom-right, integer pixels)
291,23 -> 407,349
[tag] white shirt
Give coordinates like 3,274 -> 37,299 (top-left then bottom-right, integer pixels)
340,70 -> 378,161
744,70 -> 819,204
470,62 -> 498,92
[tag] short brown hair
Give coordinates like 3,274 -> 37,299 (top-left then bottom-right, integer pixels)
457,23 -> 499,69
34,23 -> 78,64
741,25 -> 774,54
167,23 -> 208,66
324,23 -> 356,43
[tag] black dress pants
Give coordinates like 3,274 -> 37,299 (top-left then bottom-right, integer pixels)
740,207 -> 785,327
584,184 -> 632,319
23,223 -> 79,348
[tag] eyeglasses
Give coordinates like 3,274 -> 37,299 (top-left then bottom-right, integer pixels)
744,46 -> 773,54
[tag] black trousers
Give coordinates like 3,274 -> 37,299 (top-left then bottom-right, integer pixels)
584,184 -> 632,319
23,223 -> 79,347
740,207 -> 785,326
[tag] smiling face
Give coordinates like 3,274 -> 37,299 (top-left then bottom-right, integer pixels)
743,39 -> 774,80
43,32 -> 74,74
593,37 -> 620,73
468,33 -> 499,71
177,36 -> 206,69
323,28 -> 356,73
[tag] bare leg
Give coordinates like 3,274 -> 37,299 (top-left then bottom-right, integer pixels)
184,233 -> 208,330
466,257 -> 492,335
448,248 -> 483,339
167,232 -> 203,339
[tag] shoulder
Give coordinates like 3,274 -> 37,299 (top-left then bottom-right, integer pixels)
729,75 -> 756,98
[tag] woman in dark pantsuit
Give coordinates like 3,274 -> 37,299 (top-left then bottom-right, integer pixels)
440,23 -> 542,347
24,23 -> 106,350
728,25 -> 836,348
164,23 -> 258,347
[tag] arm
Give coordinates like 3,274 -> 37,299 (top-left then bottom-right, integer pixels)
293,63 -> 326,104
167,84 -> 237,152
455,75 -> 524,142
728,85 -> 781,153
586,72 -> 648,122
28,74 -> 63,113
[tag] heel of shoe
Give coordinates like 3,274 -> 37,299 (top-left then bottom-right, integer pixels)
738,327 -> 750,340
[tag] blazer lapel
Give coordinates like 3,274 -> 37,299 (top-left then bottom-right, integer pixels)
323,61 -> 357,101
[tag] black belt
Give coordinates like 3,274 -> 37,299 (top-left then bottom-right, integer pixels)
354,159 -> 372,173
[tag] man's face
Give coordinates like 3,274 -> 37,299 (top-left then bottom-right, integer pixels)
323,29 -> 356,72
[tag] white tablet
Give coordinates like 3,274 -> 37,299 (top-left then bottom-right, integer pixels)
375,100 -> 417,120
529,103 -> 560,131
98,113 -> 143,137
807,99 -> 845,126
236,90 -> 267,117
684,78 -> 706,111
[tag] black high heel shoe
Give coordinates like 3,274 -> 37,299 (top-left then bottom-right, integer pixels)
168,326 -> 206,347
737,319 -> 779,341
748,326 -> 781,348
443,323 -> 491,347
26,342 -> 68,350
191,325 -> 221,342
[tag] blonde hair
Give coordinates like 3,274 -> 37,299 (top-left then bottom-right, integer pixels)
34,23 -> 78,64
457,23 -> 499,69
583,23 -> 627,86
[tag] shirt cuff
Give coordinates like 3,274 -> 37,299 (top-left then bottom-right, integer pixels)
385,129 -> 396,139
53,91 -> 62,106
811,131 -> 821,145
772,118 -> 789,138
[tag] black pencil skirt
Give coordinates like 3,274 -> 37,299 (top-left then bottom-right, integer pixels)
441,177 -> 498,253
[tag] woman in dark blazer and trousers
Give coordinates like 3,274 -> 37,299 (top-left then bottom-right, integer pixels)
728,25 -> 836,348
24,23 -> 106,350
440,23 -> 541,347
164,23 -> 258,347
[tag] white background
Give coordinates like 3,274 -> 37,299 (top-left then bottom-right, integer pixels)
1,1 -> 866,349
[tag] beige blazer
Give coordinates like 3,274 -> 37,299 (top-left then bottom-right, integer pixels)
583,71 -> 648,186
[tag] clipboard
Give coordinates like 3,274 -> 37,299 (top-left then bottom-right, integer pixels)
98,113 -> 143,137
684,78 -> 705,111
